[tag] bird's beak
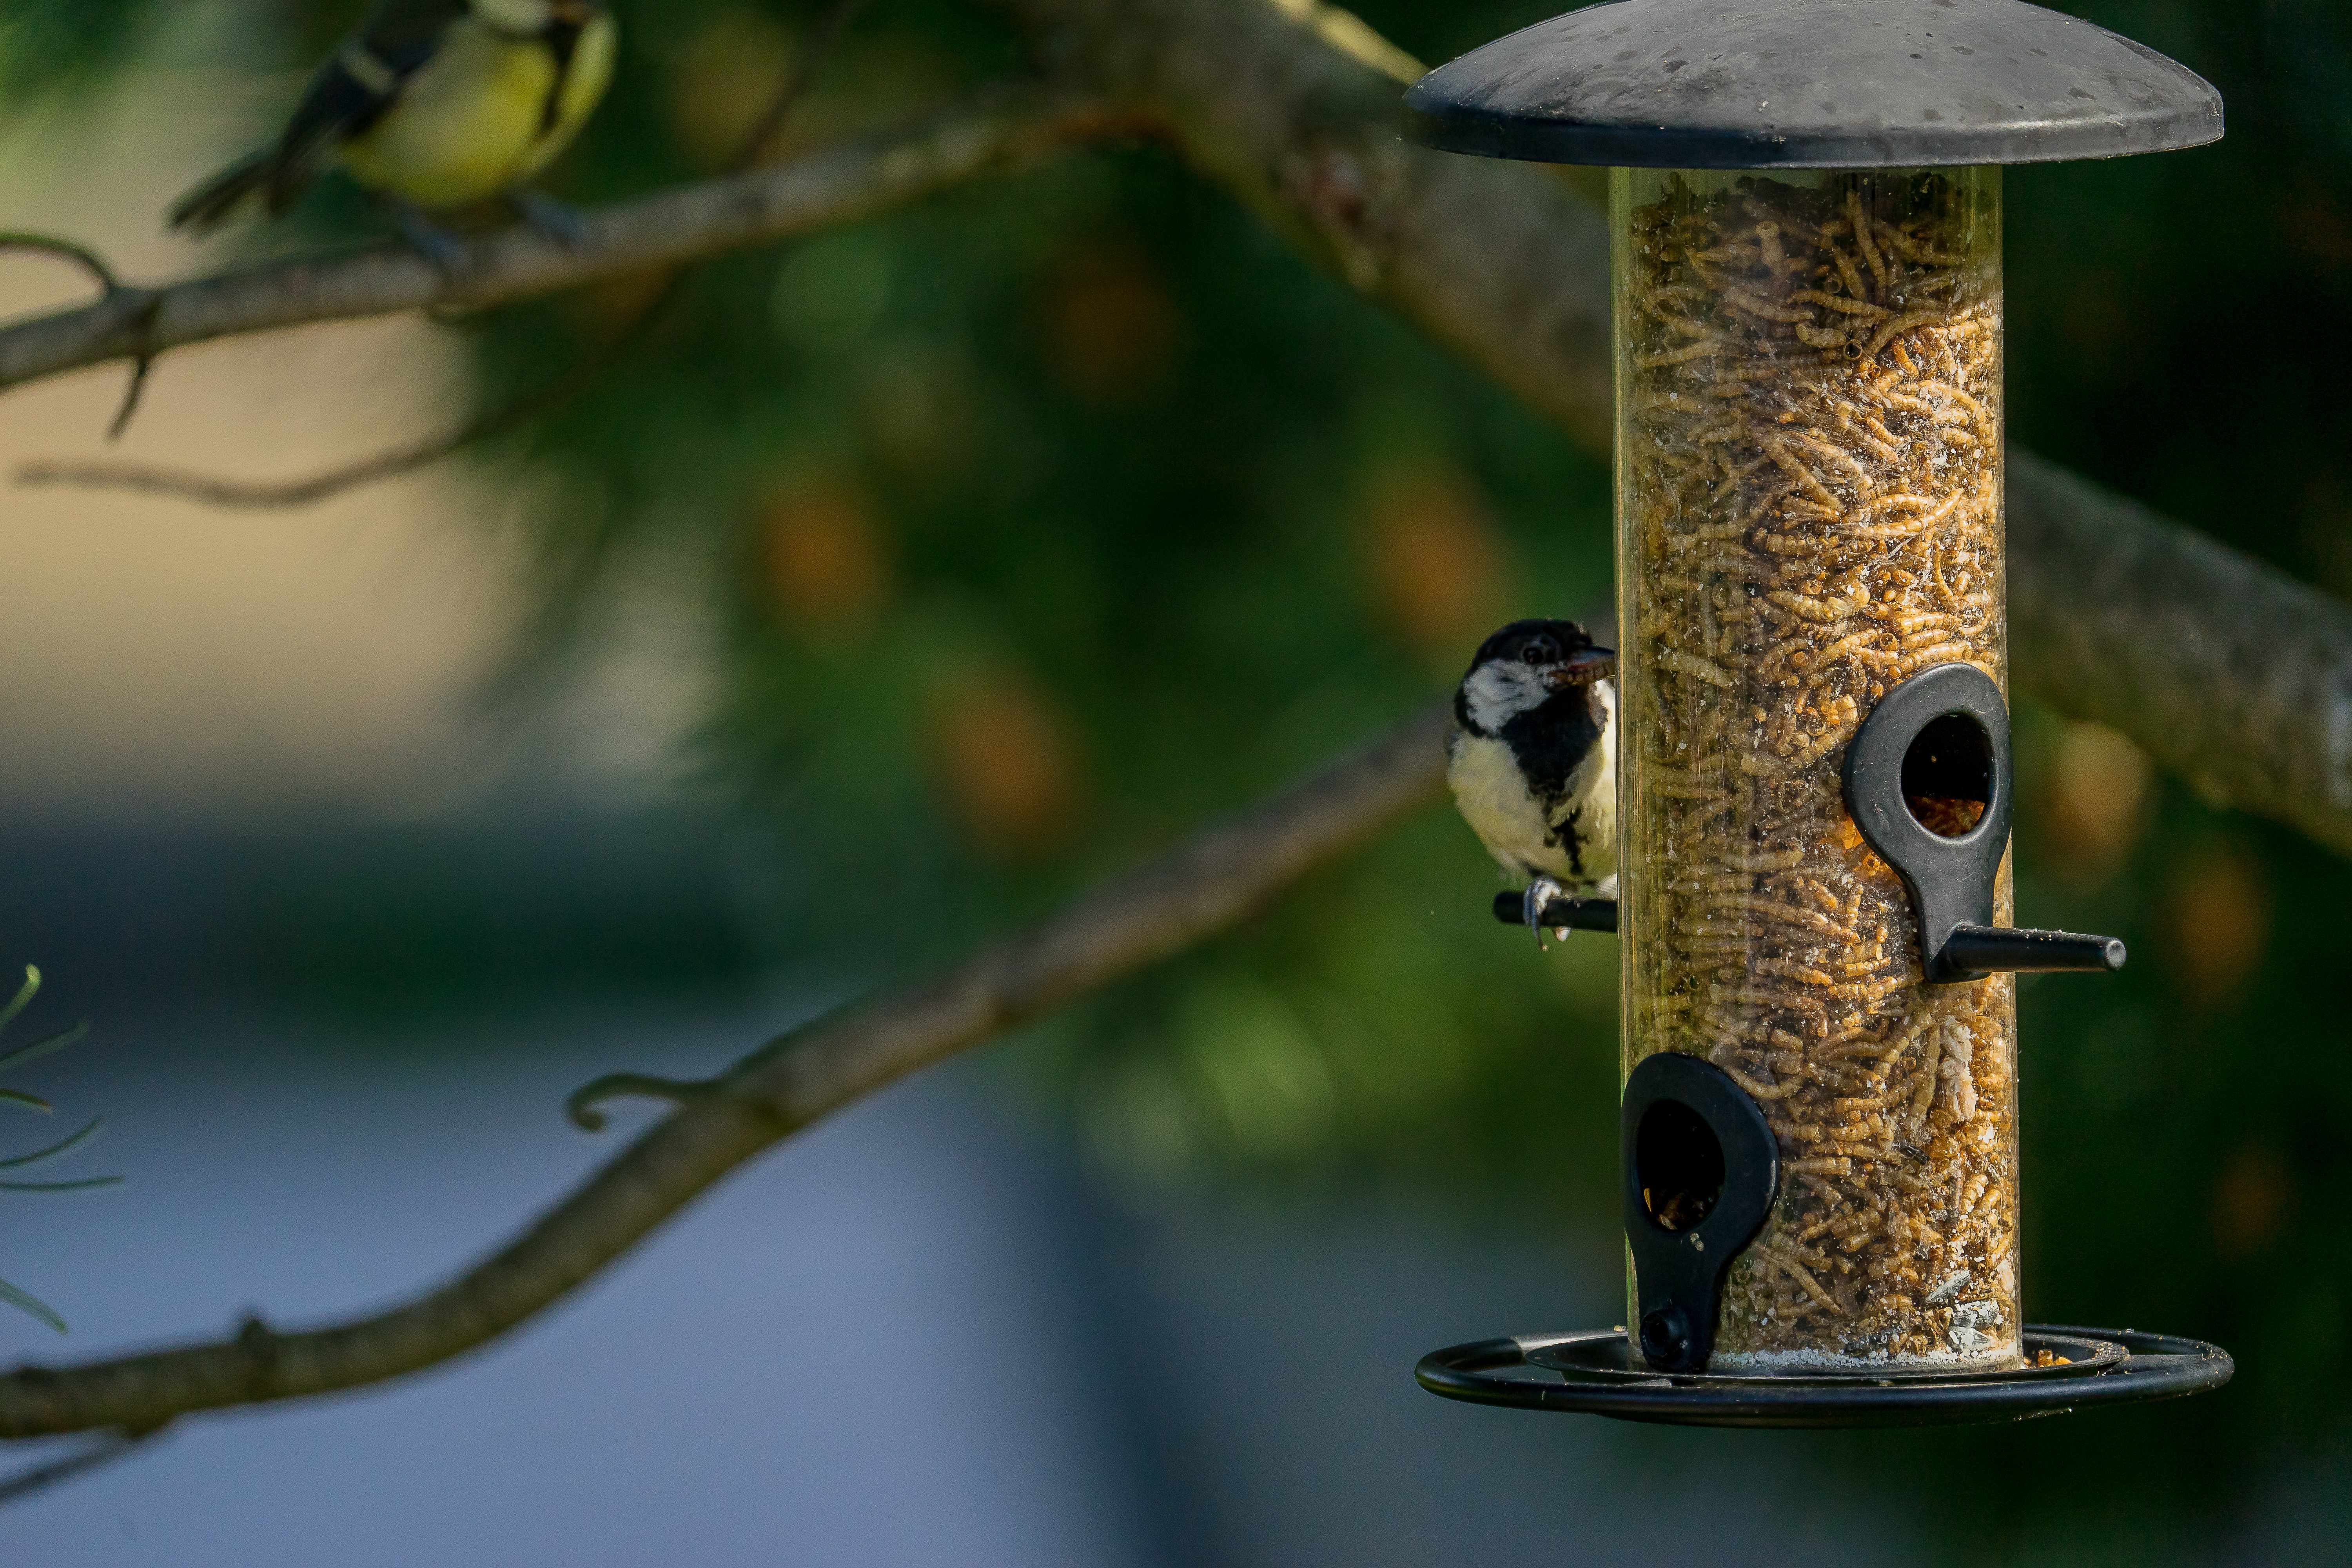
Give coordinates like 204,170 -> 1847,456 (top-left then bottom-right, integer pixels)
1543,646 -> 1615,690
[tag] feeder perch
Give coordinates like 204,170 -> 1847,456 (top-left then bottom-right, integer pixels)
1412,0 -> 2231,1426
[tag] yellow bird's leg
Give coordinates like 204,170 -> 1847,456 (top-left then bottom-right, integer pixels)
507,189 -> 590,248
388,200 -> 473,274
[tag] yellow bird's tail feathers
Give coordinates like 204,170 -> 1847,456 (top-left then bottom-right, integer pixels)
167,152 -> 278,234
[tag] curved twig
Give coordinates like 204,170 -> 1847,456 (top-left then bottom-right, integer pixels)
0,1426 -> 166,1506
0,232 -> 121,293
0,990 -> 117,1338
565,1073 -> 719,1133
104,322 -> 160,442
0,232 -> 158,439
18,356 -> 624,508
0,1281 -> 65,1336
0,704 -> 1450,1439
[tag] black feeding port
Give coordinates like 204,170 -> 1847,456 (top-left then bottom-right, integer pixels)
1901,711 -> 1994,838
1635,1098 -> 1723,1233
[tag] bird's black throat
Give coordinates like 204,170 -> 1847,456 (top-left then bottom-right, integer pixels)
1500,686 -> 1605,806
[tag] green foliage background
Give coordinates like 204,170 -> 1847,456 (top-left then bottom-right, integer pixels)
8,0 -> 2352,1555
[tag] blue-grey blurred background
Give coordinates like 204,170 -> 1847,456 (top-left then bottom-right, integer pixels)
0,0 -> 2345,1561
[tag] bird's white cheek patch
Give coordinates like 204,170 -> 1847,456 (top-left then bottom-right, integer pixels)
1462,661 -> 1547,734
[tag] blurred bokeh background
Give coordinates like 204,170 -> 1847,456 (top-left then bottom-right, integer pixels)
0,0 -> 2343,1560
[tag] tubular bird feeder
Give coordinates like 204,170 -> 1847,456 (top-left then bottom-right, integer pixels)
1408,0 -> 2232,1426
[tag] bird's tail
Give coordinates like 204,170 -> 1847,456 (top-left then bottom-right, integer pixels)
167,151 -> 276,234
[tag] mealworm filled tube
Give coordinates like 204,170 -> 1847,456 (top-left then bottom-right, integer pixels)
1613,166 -> 2020,1371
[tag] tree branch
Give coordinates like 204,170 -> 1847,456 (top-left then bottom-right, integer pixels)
2005,452 -> 2352,849
0,706 -> 1450,1440
993,0 -> 2352,854
0,85 -> 1134,399
15,0 -> 886,507
0,231 -> 160,439
5,2 -> 2337,846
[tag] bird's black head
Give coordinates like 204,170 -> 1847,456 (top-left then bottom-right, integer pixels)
1455,618 -> 1614,736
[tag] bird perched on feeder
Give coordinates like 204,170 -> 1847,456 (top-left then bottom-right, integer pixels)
1446,618 -> 1618,935
167,0 -> 617,265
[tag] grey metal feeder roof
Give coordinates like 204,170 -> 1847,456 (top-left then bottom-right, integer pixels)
1403,0 -> 2224,169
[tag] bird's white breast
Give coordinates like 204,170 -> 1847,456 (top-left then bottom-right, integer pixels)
1445,676 -> 1618,889
1447,730 -> 1567,879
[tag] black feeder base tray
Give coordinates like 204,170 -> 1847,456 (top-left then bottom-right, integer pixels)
1417,1326 -> 2231,1428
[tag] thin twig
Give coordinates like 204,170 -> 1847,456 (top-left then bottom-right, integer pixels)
566,1073 -> 717,1132
0,232 -> 155,440
0,1426 -> 165,1508
105,324 -> 159,442
6,85 -> 1137,500
0,232 -> 121,293
18,338 -> 637,508
0,704 -> 1450,1439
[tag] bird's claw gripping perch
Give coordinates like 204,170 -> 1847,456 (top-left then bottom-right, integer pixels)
508,190 -> 592,249
392,203 -> 474,276
1491,884 -> 1620,943
1524,877 -> 1569,948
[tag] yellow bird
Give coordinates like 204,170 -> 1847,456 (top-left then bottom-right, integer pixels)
170,0 -> 617,259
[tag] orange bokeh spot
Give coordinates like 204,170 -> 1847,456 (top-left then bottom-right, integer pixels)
1045,245 -> 1184,404
2163,842 -> 2272,1009
1360,469 -> 1509,662
2210,1142 -> 2293,1261
929,675 -> 1087,858
2041,720 -> 2153,886
761,480 -> 893,633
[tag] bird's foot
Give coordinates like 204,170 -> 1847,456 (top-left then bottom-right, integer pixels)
1523,876 -> 1572,948
509,189 -> 591,249
392,204 -> 472,276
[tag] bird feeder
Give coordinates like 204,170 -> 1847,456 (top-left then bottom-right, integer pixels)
1408,0 -> 2233,1425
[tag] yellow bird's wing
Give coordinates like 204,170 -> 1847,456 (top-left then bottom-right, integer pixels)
169,0 -> 471,230
515,11 -> 617,183
340,11 -> 616,209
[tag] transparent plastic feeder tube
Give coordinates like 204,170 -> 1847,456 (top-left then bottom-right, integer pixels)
1613,165 -> 2022,1372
